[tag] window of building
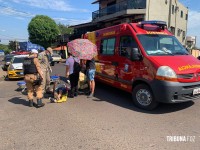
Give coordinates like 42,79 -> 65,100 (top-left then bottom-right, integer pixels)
181,11 -> 183,18
172,5 -> 174,14
177,28 -> 181,37
170,26 -> 175,35
100,38 -> 116,55
185,14 -> 188,20
119,36 -> 138,58
107,1 -> 116,15
175,6 -> 179,13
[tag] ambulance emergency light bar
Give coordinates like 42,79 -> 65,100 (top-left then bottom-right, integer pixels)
138,20 -> 167,30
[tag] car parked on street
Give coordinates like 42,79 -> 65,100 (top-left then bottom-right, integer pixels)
0,50 -> 5,56
50,53 -> 62,66
7,55 -> 28,79
2,54 -> 15,71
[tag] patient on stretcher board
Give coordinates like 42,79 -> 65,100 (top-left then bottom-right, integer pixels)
49,84 -> 69,103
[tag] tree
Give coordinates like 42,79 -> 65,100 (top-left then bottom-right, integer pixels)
58,23 -> 74,35
28,15 -> 60,48
0,44 -> 12,54
8,41 -> 18,51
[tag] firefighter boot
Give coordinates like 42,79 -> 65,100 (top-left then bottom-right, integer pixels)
29,100 -> 33,107
37,99 -> 45,107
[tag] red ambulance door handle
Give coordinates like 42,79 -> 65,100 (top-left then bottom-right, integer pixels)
140,66 -> 148,70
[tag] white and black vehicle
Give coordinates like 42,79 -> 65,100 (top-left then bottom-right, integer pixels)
2,54 -> 15,71
50,54 -> 62,66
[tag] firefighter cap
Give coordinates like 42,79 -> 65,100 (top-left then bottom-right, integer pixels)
46,47 -> 53,54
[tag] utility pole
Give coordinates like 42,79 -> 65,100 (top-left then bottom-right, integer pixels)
15,40 -> 17,51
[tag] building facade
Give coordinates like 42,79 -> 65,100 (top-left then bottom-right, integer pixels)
72,0 -> 188,45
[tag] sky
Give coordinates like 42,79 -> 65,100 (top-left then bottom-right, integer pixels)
0,0 -> 199,47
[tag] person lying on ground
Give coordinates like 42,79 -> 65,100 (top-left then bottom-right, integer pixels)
49,84 -> 68,103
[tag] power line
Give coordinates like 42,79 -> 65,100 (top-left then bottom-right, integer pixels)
0,33 -> 18,38
0,4 -> 34,17
0,4 -> 89,21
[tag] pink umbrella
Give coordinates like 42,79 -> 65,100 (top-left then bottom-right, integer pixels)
67,39 -> 97,60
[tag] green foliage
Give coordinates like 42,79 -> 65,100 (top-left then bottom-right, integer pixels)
58,23 -> 74,35
28,15 -> 60,48
0,44 -> 12,54
8,41 -> 18,51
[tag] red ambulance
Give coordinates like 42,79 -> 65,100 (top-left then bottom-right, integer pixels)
84,20 -> 200,110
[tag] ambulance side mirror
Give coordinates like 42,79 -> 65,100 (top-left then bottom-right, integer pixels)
131,48 -> 142,61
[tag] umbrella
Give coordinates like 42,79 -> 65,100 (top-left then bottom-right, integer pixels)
67,39 -> 97,60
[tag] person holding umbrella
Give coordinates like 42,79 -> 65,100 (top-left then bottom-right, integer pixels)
65,52 -> 80,98
67,39 -> 98,98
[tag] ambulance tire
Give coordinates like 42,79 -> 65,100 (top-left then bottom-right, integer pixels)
132,84 -> 158,110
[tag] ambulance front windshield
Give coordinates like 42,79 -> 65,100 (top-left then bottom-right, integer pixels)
137,34 -> 189,56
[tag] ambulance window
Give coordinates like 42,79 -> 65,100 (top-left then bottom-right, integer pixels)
160,37 -> 181,51
138,34 -> 187,55
160,37 -> 173,50
100,38 -> 115,55
174,41 -> 182,51
120,36 -> 137,58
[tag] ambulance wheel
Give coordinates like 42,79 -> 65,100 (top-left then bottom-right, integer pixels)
132,84 -> 158,110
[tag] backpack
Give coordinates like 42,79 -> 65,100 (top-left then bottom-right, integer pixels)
73,58 -> 81,73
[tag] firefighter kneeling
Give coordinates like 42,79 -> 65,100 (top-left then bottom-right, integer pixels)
23,49 -> 45,108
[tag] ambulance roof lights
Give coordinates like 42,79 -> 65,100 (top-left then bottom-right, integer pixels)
139,20 -> 167,26
138,20 -> 167,30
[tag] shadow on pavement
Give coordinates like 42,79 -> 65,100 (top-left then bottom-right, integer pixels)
93,81 -> 194,114
8,97 -> 29,107
4,77 -> 24,82
149,101 -> 194,114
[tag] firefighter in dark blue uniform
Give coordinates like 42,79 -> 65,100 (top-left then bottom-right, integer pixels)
23,49 -> 44,107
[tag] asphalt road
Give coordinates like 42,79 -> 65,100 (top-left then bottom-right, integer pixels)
0,62 -> 200,150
